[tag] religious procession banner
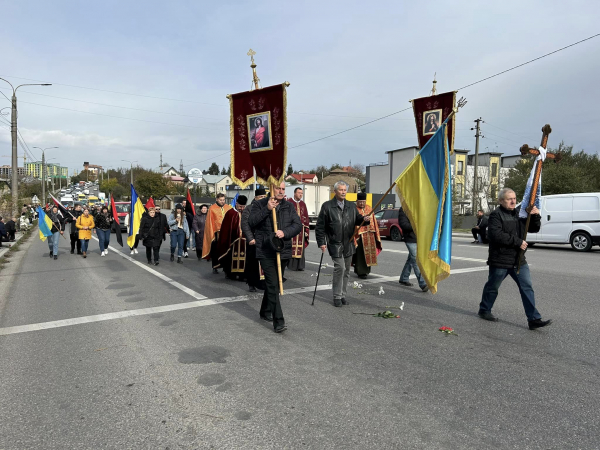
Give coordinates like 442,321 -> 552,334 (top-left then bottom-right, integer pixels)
411,91 -> 456,153
229,83 -> 288,188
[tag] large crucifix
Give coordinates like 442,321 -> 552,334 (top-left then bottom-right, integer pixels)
517,124 -> 561,272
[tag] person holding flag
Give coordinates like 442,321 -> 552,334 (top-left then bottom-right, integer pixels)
182,190 -> 195,257
46,205 -> 65,260
67,204 -> 83,254
127,184 -> 146,256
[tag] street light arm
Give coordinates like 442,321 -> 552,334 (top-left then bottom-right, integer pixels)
0,77 -> 15,93
15,83 -> 52,93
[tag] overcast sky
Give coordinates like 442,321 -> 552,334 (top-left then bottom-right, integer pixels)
1,1 -> 598,177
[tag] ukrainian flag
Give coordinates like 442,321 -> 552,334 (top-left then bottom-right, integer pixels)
37,206 -> 53,242
395,119 -> 452,293
128,184 -> 145,248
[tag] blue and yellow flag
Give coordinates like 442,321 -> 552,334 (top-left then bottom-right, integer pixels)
37,206 -> 53,242
128,184 -> 145,248
395,120 -> 452,293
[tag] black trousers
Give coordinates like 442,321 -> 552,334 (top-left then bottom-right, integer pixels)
259,257 -> 288,329
8,230 -> 15,240
146,246 -> 160,262
70,233 -> 81,252
130,234 -> 140,250
472,227 -> 487,243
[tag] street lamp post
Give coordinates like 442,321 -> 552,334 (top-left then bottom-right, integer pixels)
121,160 -> 138,186
33,147 -> 58,204
0,78 -> 51,215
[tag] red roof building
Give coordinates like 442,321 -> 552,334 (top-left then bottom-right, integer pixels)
285,173 -> 318,184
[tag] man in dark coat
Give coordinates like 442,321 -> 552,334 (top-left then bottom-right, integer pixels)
192,205 -> 208,260
398,208 -> 428,292
5,217 -> 17,241
249,182 -> 302,333
155,206 -> 169,247
0,217 -> 8,246
471,209 -> 489,243
242,188 -> 267,292
66,204 -> 83,254
139,207 -> 162,265
315,181 -> 369,307
478,188 -> 552,330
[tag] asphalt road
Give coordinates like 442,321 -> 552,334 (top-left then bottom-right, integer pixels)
0,230 -> 598,449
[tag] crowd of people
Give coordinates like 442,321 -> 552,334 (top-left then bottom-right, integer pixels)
34,182 -> 551,333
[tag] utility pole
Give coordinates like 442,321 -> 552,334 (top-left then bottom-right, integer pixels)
122,160 -> 137,186
471,118 -> 484,214
41,153 -> 45,205
1,78 -> 52,215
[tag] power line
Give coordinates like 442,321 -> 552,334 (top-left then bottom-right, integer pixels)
183,151 -> 231,169
456,33 -> 600,90
290,33 -> 600,149
483,121 -> 531,140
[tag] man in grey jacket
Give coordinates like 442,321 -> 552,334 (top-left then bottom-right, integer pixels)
241,188 -> 267,292
315,181 -> 369,307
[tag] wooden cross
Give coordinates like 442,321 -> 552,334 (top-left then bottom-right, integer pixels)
517,124 -> 560,272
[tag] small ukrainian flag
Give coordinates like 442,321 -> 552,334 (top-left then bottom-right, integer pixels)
37,206 -> 53,242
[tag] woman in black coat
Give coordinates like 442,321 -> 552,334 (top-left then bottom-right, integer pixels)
192,204 -> 208,260
139,207 -> 162,265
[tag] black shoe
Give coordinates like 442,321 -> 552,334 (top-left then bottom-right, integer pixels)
53,255 -> 57,260
77,251 -> 83,255
478,312 -> 499,321
213,268 -> 219,274
274,325 -> 287,333
49,251 -> 53,257
249,286 -> 257,292
177,257 -> 183,264
358,275 -> 368,279
70,250 -> 74,254
333,298 -> 342,307
528,319 -> 552,330
170,254 -> 174,262
260,314 -> 273,322
420,285 -> 429,292
148,259 -> 152,265
399,281 -> 413,287
341,298 -> 349,305
154,261 -> 159,266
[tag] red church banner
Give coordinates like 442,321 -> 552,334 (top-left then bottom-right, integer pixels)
411,91 -> 456,153
229,83 -> 288,188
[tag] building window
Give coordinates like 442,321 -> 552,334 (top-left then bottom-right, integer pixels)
456,183 -> 463,197
491,163 -> 498,177
457,161 -> 464,175
491,185 -> 497,200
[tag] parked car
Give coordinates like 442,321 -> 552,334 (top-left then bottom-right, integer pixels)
374,208 -> 403,241
526,192 -> 600,252
110,201 -> 131,231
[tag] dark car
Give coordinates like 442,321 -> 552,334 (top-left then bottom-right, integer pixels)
374,208 -> 403,241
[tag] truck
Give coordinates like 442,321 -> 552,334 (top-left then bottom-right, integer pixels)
285,184 -> 331,228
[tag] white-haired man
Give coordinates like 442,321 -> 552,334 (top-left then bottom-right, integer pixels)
315,181 -> 369,307
478,188 -> 551,330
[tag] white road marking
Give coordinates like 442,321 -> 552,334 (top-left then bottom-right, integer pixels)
0,266 -> 490,336
380,248 -> 487,263
457,244 -> 534,252
92,237 -> 207,300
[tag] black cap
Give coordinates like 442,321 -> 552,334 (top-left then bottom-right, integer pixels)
237,195 -> 248,206
255,188 -> 267,196
357,193 -> 367,200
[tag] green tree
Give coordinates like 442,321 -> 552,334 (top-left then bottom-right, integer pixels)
99,178 -> 127,200
221,166 -> 227,175
134,172 -> 169,199
505,143 -> 600,199
287,163 -> 294,175
208,163 -> 220,175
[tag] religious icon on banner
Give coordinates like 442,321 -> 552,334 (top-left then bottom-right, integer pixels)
411,90 -> 456,153
423,110 -> 441,135
247,112 -> 273,152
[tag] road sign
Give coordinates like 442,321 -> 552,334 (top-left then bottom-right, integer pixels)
187,168 -> 203,184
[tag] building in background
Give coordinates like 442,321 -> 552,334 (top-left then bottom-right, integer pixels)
285,173 -> 318,184
318,169 -> 359,193
198,175 -> 232,195
83,162 -> 103,180
0,165 -> 27,177
25,162 -> 68,180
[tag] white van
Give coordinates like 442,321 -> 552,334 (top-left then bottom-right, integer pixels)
527,193 -> 600,252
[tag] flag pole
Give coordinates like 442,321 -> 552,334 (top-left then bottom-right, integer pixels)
349,181 -> 396,243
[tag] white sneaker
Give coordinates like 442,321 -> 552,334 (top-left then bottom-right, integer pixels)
134,248 -> 138,254
130,250 -> 134,255
101,252 -> 105,257
105,248 -> 109,254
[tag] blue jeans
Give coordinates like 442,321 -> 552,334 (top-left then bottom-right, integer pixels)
47,232 -> 60,256
170,229 -> 185,257
479,264 -> 542,321
80,239 -> 89,253
400,242 -> 426,288
97,229 -> 111,252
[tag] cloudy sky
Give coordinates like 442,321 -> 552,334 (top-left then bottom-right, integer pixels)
1,1 -> 598,177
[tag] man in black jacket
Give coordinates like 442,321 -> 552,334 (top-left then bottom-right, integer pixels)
249,182 -> 302,333
67,204 -> 83,254
471,210 -> 489,244
5,216 -> 17,241
478,188 -> 551,330
315,181 -> 369,307
242,188 -> 267,292
47,205 -> 65,260
398,208 -> 428,292
0,217 -> 8,246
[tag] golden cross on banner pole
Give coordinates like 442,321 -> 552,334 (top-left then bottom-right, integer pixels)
247,48 -> 261,91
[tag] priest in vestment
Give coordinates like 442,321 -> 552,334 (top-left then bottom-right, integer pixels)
287,187 -> 310,271
202,193 -> 233,274
242,188 -> 267,292
217,195 -> 248,281
352,193 -> 382,279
